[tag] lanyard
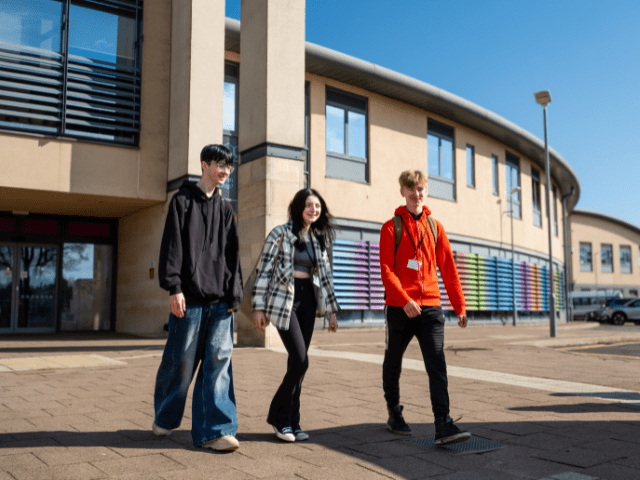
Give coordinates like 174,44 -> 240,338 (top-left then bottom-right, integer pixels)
399,215 -> 428,258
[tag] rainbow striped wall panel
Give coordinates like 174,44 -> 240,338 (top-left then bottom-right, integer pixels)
332,239 -> 384,311
332,241 -> 563,313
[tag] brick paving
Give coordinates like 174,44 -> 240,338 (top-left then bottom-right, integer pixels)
0,322 -> 639,479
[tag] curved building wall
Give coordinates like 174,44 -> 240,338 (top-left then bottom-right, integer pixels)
569,210 -> 640,297
306,73 -> 567,323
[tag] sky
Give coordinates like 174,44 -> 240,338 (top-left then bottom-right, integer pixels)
225,0 -> 640,228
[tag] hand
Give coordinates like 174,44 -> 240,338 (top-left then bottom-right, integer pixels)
170,293 -> 186,318
403,300 -> 421,318
458,314 -> 468,328
253,311 -> 267,331
328,314 -> 338,332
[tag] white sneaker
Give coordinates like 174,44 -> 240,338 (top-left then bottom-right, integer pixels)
203,435 -> 240,451
273,426 -> 295,442
294,429 -> 309,441
152,422 -> 172,436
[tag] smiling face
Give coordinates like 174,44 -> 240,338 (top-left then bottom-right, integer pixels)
400,184 -> 426,214
202,160 -> 233,187
302,195 -> 322,228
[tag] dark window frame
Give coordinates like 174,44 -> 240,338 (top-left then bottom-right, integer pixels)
0,0 -> 144,147
580,242 -> 592,272
325,86 -> 369,184
531,167 -> 542,228
491,154 -> 499,196
620,245 -> 632,274
601,243 -> 614,273
427,119 -> 456,201
505,152 -> 521,219
466,144 -> 475,188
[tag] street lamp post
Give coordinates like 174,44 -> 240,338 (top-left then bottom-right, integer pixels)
509,186 -> 521,326
534,90 -> 556,338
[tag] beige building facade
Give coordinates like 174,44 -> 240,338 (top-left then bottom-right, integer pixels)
569,210 -> 640,297
0,1 -> 582,339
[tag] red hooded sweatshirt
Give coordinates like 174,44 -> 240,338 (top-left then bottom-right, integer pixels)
379,205 -> 466,315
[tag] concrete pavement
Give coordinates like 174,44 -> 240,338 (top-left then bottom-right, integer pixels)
1,322 -> 640,479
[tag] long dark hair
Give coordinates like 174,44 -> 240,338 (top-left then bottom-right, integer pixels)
288,188 -> 335,251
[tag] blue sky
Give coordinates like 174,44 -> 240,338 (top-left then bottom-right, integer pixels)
225,0 -> 640,228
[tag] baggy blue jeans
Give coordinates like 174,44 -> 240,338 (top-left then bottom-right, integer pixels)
153,302 -> 237,447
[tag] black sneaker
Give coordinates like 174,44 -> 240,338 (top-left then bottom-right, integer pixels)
387,405 -> 412,436
434,416 -> 471,446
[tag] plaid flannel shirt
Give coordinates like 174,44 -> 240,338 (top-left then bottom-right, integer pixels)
252,222 -> 340,330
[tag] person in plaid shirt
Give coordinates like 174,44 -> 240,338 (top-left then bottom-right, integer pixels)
252,188 -> 340,442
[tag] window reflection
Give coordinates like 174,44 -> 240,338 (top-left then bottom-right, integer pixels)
326,105 -> 345,154
0,0 -> 63,52
61,243 -> 112,331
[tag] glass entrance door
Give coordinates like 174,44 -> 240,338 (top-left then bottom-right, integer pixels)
0,244 -> 58,333
0,245 -> 14,331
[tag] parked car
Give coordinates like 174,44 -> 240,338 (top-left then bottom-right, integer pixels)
600,298 -> 640,325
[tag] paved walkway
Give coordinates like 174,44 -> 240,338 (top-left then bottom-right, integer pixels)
1,322 -> 640,479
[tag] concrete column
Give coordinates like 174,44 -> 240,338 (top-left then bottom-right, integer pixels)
236,0 -> 306,347
167,0 -> 226,184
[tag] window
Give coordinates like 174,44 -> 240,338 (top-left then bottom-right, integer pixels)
531,168 -> 542,227
601,244 -> 613,273
466,145 -> 475,188
304,81 -> 310,188
0,0 -> 143,146
428,120 -> 455,201
506,153 -> 521,219
580,242 -> 592,272
552,186 -> 558,236
222,62 -> 239,213
491,154 -> 499,195
621,245 -> 632,274
630,289 -> 638,297
325,87 -> 368,183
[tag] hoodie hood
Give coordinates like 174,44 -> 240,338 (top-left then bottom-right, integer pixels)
394,205 -> 432,218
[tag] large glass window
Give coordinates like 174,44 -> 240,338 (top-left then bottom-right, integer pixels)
325,87 -> 368,183
491,154 -> 499,195
0,0 -> 142,145
61,244 -> 113,331
580,242 -> 592,272
466,145 -> 475,188
222,62 -> 239,214
620,245 -> 632,274
428,120 -> 455,201
506,153 -> 521,219
601,244 -> 613,273
531,168 -> 542,227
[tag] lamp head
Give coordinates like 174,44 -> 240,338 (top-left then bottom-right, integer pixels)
534,90 -> 551,107
510,186 -> 521,195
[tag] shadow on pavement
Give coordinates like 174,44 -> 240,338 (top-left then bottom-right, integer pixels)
3,421 -> 640,479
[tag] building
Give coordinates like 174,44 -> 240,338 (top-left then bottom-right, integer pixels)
569,209 -> 640,298
0,1 -> 580,341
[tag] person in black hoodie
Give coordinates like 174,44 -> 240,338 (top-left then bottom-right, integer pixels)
152,144 -> 243,452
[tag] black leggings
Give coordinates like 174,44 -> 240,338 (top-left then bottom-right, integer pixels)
267,278 -> 317,430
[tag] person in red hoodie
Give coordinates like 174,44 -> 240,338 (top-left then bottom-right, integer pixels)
379,170 -> 471,446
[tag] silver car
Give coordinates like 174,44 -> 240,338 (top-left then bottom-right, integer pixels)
601,298 -> 640,326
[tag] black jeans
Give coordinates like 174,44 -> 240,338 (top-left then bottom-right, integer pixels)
382,305 -> 450,419
267,278 -> 316,430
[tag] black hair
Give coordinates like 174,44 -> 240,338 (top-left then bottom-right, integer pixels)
200,144 -> 234,166
288,188 -> 335,251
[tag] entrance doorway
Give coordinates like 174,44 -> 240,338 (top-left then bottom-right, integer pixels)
0,244 -> 58,333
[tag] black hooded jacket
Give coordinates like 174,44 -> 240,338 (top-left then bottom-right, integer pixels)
158,182 -> 243,309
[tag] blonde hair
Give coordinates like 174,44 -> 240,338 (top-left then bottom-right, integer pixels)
398,170 -> 427,189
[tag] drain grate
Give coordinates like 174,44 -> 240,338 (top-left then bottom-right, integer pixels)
409,436 -> 505,455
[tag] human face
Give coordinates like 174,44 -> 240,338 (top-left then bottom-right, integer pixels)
400,183 -> 426,214
202,160 -> 234,187
302,195 -> 322,228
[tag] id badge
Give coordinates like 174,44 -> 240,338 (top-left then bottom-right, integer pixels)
407,258 -> 419,271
